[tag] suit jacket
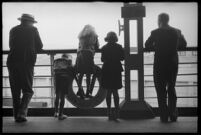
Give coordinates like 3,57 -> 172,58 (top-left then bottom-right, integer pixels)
145,26 -> 187,67
7,24 -> 43,66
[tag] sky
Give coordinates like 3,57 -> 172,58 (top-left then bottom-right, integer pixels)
2,2 -> 198,50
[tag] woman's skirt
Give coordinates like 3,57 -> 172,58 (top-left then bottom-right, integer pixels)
101,69 -> 123,90
76,50 -> 95,74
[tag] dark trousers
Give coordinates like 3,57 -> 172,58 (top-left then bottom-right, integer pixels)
154,63 -> 178,119
54,74 -> 73,115
7,63 -> 34,119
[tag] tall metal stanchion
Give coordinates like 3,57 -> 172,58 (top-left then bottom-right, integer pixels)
50,54 -> 55,108
119,3 -> 154,119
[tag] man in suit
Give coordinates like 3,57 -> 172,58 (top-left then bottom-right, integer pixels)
145,13 -> 186,122
7,14 -> 43,122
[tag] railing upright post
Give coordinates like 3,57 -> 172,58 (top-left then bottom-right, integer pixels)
119,3 -> 154,119
50,54 -> 55,108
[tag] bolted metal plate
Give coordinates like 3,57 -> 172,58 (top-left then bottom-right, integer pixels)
121,5 -> 145,19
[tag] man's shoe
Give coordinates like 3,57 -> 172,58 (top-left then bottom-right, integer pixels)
169,110 -> 178,122
170,115 -> 177,122
108,116 -> 114,121
15,116 -> 27,123
160,116 -> 168,123
113,108 -> 120,120
58,114 -> 67,120
107,109 -> 114,121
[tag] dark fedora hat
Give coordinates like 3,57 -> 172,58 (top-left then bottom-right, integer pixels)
18,13 -> 37,23
104,31 -> 118,43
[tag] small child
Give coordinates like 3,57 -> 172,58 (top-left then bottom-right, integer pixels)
53,54 -> 75,120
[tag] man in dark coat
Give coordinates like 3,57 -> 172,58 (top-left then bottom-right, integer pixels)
7,14 -> 43,122
145,13 -> 187,123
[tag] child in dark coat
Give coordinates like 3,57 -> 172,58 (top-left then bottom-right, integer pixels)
53,54 -> 76,120
101,32 -> 124,120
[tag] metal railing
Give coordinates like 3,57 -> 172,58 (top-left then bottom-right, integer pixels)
2,47 -> 198,108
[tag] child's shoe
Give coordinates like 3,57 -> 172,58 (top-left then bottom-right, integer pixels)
54,112 -> 59,117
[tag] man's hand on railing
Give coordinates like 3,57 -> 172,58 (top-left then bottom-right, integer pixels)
143,46 -> 154,53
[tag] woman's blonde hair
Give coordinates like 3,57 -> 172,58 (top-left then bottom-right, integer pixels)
78,24 -> 98,47
78,24 -> 97,39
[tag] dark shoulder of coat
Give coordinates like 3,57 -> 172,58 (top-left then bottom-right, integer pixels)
101,43 -> 124,62
7,25 -> 43,65
151,27 -> 178,53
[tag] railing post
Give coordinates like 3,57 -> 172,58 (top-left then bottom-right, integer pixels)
124,17 -> 131,101
119,3 -> 154,119
138,15 -> 144,101
50,54 -> 55,108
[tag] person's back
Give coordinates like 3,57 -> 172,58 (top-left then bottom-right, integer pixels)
145,13 -> 186,67
53,54 -> 75,120
75,25 -> 100,99
101,31 -> 124,120
76,25 -> 99,74
7,24 -> 42,66
78,34 -> 99,53
149,26 -> 179,65
7,14 -> 43,123
101,42 -> 124,71
145,13 -> 186,123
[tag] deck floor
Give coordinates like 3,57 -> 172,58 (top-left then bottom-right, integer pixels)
3,117 -> 197,133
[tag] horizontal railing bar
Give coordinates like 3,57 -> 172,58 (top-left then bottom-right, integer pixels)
3,49 -> 78,54
2,76 -> 53,78
3,97 -> 54,99
3,86 -> 53,88
3,72 -> 198,78
144,96 -> 197,99
2,65 -> 53,67
143,64 -> 153,66
33,76 -> 52,77
143,47 -> 197,52
2,73 -> 198,78
2,85 -> 197,88
145,85 -> 197,87
144,73 -> 197,76
2,47 -> 198,54
178,62 -> 197,64
3,84 -> 197,89
3,96 -> 197,99
2,86 -> 99,88
144,62 -> 197,65
34,65 -> 52,67
3,62 -> 197,67
32,86 -> 53,88
3,96 -> 126,99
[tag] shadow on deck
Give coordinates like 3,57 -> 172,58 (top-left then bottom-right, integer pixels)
3,117 -> 197,133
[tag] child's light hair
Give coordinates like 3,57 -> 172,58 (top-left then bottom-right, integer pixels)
62,53 -> 72,66
62,54 -> 72,59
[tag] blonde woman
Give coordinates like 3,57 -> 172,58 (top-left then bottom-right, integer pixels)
76,25 -> 99,99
